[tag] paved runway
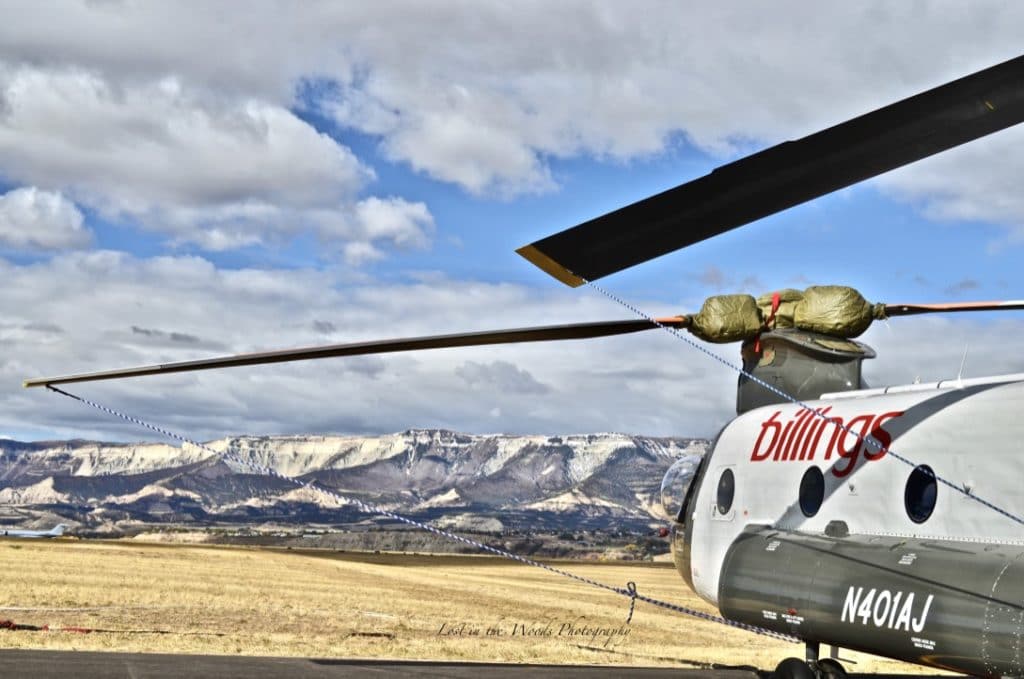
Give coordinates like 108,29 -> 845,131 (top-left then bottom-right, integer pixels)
0,650 -> 758,678
0,650 -> 962,678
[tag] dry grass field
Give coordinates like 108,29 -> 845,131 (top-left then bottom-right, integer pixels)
0,539 -> 933,672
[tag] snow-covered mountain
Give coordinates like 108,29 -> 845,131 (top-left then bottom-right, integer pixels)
0,430 -> 707,532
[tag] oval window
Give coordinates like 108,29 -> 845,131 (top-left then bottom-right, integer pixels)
799,466 -> 825,517
716,468 -> 735,515
905,464 -> 937,523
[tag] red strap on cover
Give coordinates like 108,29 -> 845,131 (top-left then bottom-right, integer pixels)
754,292 -> 782,353
765,292 -> 781,329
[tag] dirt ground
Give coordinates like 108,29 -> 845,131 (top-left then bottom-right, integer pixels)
0,539 -> 936,673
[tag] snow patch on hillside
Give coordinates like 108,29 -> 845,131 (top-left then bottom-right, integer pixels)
562,434 -> 632,484
524,489 -> 625,512
480,435 -> 547,476
0,477 -> 68,504
102,483 -> 202,506
416,488 -> 465,509
72,442 -> 211,476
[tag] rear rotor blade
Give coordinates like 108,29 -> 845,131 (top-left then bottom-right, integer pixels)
518,55 -> 1024,286
884,300 -> 1024,317
23,317 -> 688,388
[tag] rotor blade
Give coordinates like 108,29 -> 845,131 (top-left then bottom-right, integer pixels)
518,54 -> 1024,287
884,300 -> 1024,317
23,317 -> 688,388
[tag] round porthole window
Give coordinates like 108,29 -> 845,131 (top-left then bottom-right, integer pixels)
905,464 -> 937,524
799,466 -> 825,517
716,469 -> 735,515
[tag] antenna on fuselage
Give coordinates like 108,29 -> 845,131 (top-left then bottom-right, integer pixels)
956,343 -> 970,386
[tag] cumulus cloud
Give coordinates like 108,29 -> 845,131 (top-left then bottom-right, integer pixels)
0,187 -> 90,251
306,2 -> 1024,204
3,252 -> 1020,443
455,360 -> 550,395
0,67 -> 384,248
332,196 -> 434,264
860,315 -> 1024,387
379,109 -> 556,196
877,126 -> 1024,243
1,3 -> 1023,214
1,252 -> 727,441
1,3 -> 1023,444
0,65 -> 442,260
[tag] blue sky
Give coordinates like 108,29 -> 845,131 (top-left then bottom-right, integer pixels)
0,2 -> 1022,442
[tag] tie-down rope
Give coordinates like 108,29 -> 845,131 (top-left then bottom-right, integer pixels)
582,278 -> 1024,528
44,384 -> 798,644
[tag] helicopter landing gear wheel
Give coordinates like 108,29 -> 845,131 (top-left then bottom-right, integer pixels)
815,657 -> 847,678
773,657 -> 815,679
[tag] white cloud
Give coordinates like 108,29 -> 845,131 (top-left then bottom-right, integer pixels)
2,3 -> 1023,214
379,109 -> 556,196
455,360 -> 550,395
341,241 -> 385,266
305,2 -> 1024,204
0,2 -> 354,102
860,315 -> 1024,387
288,196 -> 437,264
3,252 -> 1021,443
0,3 -> 1023,444
0,187 -> 90,251
877,126 -> 1024,242
353,196 -> 433,248
0,63 -> 441,260
0,67 -> 373,244
0,68 -> 367,205
1,252 -> 729,441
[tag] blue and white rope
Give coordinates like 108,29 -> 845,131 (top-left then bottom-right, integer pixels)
45,384 -> 798,644
582,279 -> 1024,527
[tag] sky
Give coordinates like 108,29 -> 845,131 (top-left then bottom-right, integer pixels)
1,1 -> 1023,442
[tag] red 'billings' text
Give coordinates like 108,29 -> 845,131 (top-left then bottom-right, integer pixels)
750,408 -> 903,477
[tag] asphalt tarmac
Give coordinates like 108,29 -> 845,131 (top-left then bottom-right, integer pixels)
0,650 -> 758,678
0,650 -> 964,678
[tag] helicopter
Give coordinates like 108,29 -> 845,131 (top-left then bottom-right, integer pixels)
23,54 -> 1024,678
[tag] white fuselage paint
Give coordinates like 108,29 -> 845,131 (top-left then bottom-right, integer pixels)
684,378 -> 1024,606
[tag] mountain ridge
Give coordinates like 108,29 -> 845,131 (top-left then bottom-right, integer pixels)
0,430 -> 708,534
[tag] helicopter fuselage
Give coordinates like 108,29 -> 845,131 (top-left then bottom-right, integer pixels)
669,375 -> 1024,676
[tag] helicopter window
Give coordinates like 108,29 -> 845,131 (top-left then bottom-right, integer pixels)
660,454 -> 703,523
799,466 -> 825,517
905,465 -> 937,524
716,469 -> 735,515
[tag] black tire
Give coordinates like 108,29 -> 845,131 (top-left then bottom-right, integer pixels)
815,658 -> 847,678
774,657 -> 816,679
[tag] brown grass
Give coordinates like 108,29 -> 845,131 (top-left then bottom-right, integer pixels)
0,539 -> 936,672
